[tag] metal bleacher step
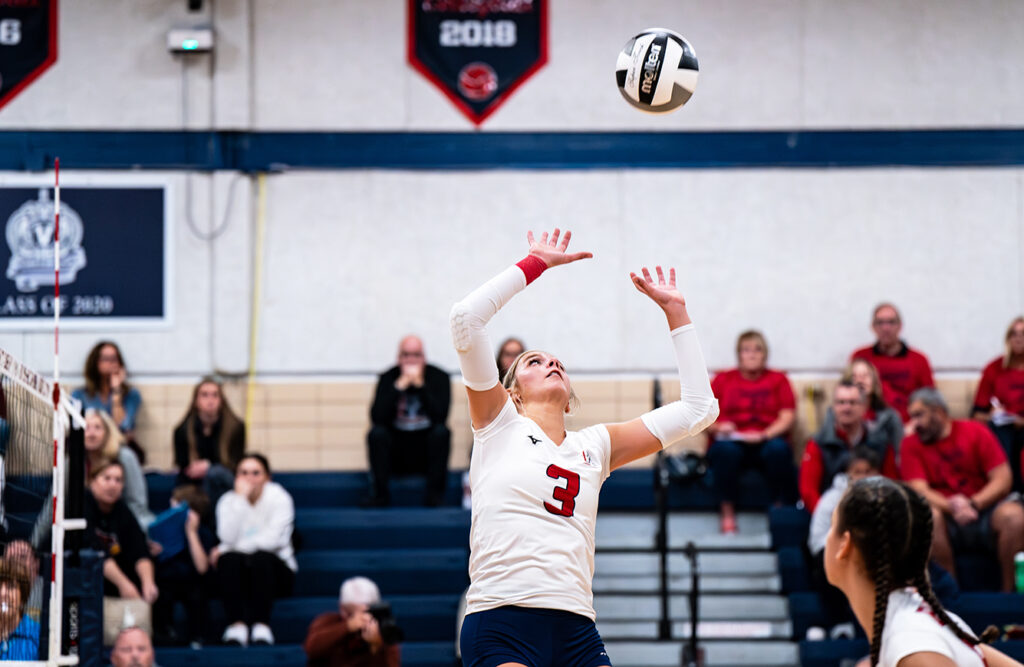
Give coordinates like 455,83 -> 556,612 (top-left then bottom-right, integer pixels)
595,593 -> 789,622
597,619 -> 793,641
595,551 -> 778,577
597,512 -> 771,550
605,640 -> 799,667
594,572 -> 781,594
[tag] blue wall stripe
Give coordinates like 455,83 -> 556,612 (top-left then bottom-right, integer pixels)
1,129 -> 1023,171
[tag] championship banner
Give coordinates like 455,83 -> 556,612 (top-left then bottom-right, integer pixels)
0,0 -> 58,112
408,0 -> 547,126
0,180 -> 170,329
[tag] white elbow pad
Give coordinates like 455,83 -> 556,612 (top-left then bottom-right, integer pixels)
641,398 -> 720,448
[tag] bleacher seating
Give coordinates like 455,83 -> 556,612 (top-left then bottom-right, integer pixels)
769,506 -> 1024,666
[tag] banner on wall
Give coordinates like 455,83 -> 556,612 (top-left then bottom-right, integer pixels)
408,0 -> 547,126
0,182 -> 171,330
0,0 -> 58,112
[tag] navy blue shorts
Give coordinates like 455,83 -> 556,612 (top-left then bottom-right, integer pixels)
461,606 -> 611,667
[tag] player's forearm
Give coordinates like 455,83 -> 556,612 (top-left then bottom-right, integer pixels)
450,260 -> 536,391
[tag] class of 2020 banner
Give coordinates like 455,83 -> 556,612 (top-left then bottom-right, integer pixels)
408,0 -> 547,126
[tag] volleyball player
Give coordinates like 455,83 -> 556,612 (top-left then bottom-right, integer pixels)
824,476 -> 1022,667
450,229 -> 719,667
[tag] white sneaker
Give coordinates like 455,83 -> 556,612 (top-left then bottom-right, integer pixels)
806,626 -> 826,641
250,623 -> 275,646
222,623 -> 248,647
830,622 -> 856,640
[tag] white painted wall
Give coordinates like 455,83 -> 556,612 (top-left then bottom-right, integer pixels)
1,0 -> 1022,130
1,2 -> 1022,380
2,168 -> 1023,377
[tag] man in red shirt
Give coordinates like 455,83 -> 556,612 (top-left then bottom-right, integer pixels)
901,388 -> 1024,592
799,381 -> 898,512
850,303 -> 934,421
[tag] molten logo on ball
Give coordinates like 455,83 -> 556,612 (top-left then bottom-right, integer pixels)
458,62 -> 498,101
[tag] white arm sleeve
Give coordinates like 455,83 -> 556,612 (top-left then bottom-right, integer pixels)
640,324 -> 720,448
450,265 -> 528,391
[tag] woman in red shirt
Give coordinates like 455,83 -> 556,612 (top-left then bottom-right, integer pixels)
707,330 -> 798,533
972,316 -> 1024,492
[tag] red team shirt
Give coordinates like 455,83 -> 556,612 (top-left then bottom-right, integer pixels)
851,344 -> 934,421
972,357 -> 1024,416
711,369 -> 795,433
900,420 -> 1006,499
799,434 -> 899,512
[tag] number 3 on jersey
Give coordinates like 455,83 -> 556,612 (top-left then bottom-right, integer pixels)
544,464 -> 580,517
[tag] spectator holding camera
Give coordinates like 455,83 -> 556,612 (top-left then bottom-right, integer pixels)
304,576 -> 400,667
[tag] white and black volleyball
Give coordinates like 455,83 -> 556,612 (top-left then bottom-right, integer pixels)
616,28 -> 699,113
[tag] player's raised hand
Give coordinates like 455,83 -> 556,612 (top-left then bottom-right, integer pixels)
630,266 -> 691,329
527,229 -> 593,268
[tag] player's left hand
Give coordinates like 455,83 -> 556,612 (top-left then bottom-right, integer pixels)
631,265 -> 688,311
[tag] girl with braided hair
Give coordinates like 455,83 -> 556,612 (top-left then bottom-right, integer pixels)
825,476 -> 1020,667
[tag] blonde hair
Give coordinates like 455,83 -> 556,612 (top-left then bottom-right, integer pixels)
1003,316 -> 1024,369
501,349 -> 580,415
86,408 -> 124,461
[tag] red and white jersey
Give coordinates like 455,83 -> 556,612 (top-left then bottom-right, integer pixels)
465,397 -> 612,621
879,588 -> 986,667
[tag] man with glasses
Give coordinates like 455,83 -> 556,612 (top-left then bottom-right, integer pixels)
851,303 -> 934,421
365,335 -> 451,506
799,380 -> 898,512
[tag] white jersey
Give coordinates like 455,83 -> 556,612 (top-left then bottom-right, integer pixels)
879,588 -> 985,667
465,397 -> 612,620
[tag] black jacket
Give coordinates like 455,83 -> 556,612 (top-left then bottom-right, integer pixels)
370,364 -> 450,429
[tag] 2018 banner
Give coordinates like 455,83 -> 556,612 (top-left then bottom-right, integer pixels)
0,181 -> 170,329
0,0 -> 58,112
408,0 -> 547,125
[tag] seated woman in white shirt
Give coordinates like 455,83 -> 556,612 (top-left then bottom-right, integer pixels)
824,476 -> 1021,667
213,453 -> 296,647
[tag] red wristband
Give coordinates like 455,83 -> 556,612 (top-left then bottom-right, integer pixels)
516,255 -> 547,285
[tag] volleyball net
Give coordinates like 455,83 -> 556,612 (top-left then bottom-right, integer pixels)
0,346 -> 83,665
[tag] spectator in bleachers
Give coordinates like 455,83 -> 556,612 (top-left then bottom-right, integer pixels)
3,542 -> 42,622
110,626 -> 156,667
842,358 -> 905,451
86,409 -> 154,530
73,341 -> 145,462
85,461 -> 159,605
850,303 -> 934,421
799,381 -> 898,513
304,576 -> 401,667
707,330 -> 798,534
0,558 -> 38,660
173,377 -> 246,509
214,453 -> 295,647
152,486 -> 215,648
806,446 -> 881,639
901,388 -> 1024,592
495,337 -> 525,383
366,336 -> 451,507
972,316 -> 1024,492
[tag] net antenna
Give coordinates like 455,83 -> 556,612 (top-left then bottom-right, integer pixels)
45,157 -> 85,665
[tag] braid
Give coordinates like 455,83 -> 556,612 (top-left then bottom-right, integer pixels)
905,489 -> 999,646
869,495 -> 893,667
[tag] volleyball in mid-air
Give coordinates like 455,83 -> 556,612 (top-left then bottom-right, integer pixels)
616,28 -> 699,114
